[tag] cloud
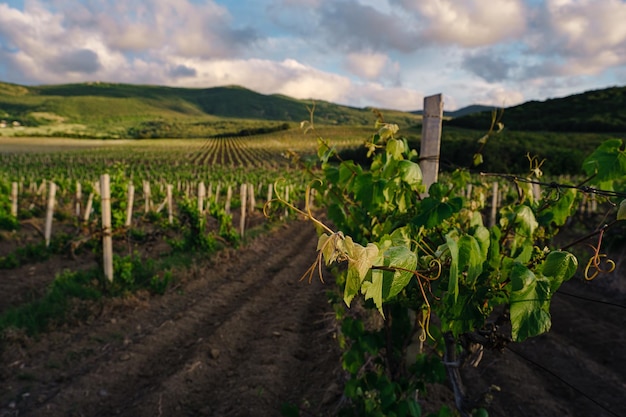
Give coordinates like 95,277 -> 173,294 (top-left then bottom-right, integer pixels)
462,50 -> 514,82
522,0 -> 626,77
168,64 -> 197,78
396,0 -> 528,47
318,1 -> 422,53
344,51 -> 391,80
48,48 -> 101,74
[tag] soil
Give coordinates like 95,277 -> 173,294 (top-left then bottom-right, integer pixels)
1,218 -> 625,417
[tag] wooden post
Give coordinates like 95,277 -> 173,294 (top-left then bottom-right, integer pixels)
10,182 -> 18,218
143,180 -> 152,214
75,181 -> 82,217
125,182 -> 135,227
240,183 -> 247,237
44,182 -> 56,247
532,183 -> 541,202
248,183 -> 255,214
419,94 -> 443,195
490,182 -> 499,228
207,183 -> 213,203
166,184 -> 173,224
84,193 -> 94,223
198,182 -> 206,214
266,183 -> 273,203
225,185 -> 233,214
100,174 -> 113,282
215,183 -> 221,205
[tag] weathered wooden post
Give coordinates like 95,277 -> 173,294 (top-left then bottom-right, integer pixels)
75,181 -> 82,217
101,174 -> 113,282
240,183 -> 248,237
10,182 -> 18,218
125,181 -> 135,227
166,184 -> 173,224
198,182 -> 206,214
44,182 -> 56,247
143,180 -> 152,214
419,94 -> 443,195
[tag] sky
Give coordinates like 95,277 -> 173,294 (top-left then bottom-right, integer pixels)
0,0 -> 625,111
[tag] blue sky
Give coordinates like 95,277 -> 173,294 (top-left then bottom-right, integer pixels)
1,0 -> 625,111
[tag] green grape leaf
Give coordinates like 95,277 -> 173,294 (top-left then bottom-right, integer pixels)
473,225 -> 490,261
397,160 -> 422,189
344,265 -> 361,307
382,245 -> 417,300
582,139 -> 626,181
510,263 -> 552,341
413,196 -> 462,229
473,153 -> 484,166
348,240 -> 380,281
362,272 -> 385,316
342,236 -> 381,308
541,250 -> 578,293
458,235 -> 483,286
386,137 -> 405,160
539,188 -> 577,226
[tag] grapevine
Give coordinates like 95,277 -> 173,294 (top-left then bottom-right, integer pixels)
276,117 -> 626,416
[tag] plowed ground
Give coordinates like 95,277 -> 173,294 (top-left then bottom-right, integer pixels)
1,219 -> 625,417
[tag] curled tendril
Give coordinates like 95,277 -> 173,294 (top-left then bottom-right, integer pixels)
584,254 -> 616,280
584,227 -> 616,280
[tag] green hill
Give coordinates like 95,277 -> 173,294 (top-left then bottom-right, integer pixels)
0,81 -> 419,139
446,86 -> 626,133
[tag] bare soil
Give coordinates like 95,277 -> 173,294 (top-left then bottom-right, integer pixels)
1,219 -> 625,417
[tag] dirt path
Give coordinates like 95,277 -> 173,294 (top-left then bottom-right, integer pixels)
0,220 -> 343,417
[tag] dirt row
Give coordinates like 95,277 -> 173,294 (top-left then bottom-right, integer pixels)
0,220 -> 343,417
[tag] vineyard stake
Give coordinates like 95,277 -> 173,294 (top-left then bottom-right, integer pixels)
225,185 -> 233,214
44,181 -> 56,247
101,174 -> 113,282
198,182 -> 206,214
126,181 -> 135,227
166,184 -> 173,224
419,93 -> 443,195
240,183 -> 247,237
11,181 -> 18,218
84,193 -> 94,223
75,181 -> 82,217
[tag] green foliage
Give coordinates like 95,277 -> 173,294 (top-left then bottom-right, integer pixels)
301,122 -> 626,415
0,239 -> 68,269
447,86 -> 626,133
0,269 -> 101,336
208,202 -> 240,247
172,199 -> 217,254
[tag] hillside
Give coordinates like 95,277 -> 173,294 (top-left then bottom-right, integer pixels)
0,81 -> 419,139
446,86 -> 626,132
412,104 -> 494,118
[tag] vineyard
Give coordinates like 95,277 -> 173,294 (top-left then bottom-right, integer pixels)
1,119 -> 626,417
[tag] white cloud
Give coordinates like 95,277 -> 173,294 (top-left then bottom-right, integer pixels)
394,0 -> 528,46
344,51 -> 391,80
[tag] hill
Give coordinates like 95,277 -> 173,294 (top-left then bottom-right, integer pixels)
0,81 -> 420,139
412,104 -> 494,118
446,86 -> 626,133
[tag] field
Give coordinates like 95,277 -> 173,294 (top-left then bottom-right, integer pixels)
1,127 -> 626,417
